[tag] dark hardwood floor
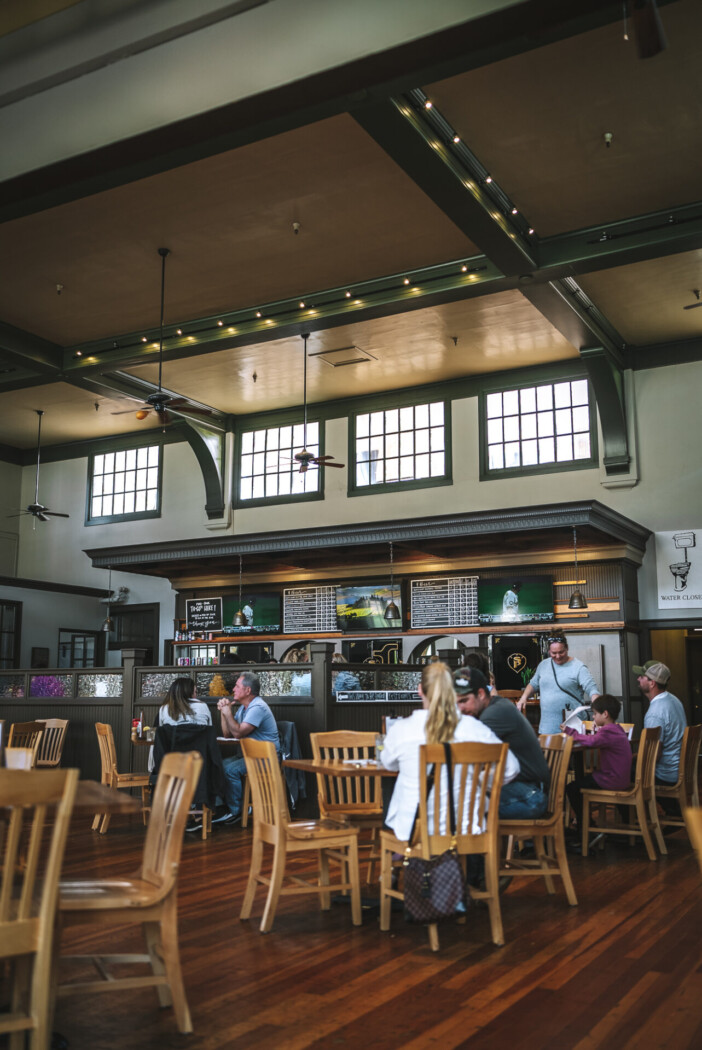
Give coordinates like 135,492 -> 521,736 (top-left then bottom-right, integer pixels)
53,813 -> 702,1050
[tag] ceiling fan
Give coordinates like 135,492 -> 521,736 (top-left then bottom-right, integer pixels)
293,333 -> 345,474
112,248 -> 220,425
7,410 -> 69,524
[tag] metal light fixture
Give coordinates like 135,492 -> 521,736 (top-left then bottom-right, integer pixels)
232,554 -> 248,627
384,540 -> 401,622
101,567 -> 114,633
568,527 -> 588,610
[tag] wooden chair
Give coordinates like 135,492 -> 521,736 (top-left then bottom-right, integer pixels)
683,807 -> 702,876
380,741 -> 508,951
7,720 -> 45,767
93,721 -> 150,833
56,751 -> 202,1034
581,726 -> 665,861
655,724 -> 702,841
0,767 -> 78,1050
499,734 -> 578,906
239,738 -> 361,933
310,730 -> 384,881
35,717 -> 70,766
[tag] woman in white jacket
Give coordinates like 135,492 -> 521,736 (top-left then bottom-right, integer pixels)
381,661 -> 520,841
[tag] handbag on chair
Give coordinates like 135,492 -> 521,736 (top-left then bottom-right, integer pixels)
403,742 -> 469,924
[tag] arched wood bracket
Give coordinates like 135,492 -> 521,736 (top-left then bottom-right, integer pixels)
181,420 -> 225,519
580,347 -> 630,475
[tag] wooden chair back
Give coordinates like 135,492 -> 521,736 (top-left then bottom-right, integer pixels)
310,730 -> 382,817
36,717 -> 70,766
417,741 -> 508,858
7,720 -> 45,766
95,721 -> 118,784
0,768 -> 78,1047
539,733 -> 575,816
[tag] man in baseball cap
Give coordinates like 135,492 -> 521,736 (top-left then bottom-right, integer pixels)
453,666 -> 549,819
635,660 -> 686,792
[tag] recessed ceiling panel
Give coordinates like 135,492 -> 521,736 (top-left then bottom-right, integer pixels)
425,0 -> 702,236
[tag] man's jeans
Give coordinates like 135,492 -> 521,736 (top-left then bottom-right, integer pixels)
499,780 -> 548,819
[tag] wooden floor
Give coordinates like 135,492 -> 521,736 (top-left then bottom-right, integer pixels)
53,811 -> 702,1050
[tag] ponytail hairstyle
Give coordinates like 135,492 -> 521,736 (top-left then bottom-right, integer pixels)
165,676 -> 196,721
423,661 -> 460,745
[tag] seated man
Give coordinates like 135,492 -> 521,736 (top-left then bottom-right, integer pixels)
636,661 -> 687,811
454,666 -> 549,819
216,671 -> 280,825
561,693 -> 633,836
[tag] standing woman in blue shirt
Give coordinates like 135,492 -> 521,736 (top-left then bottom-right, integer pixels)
517,635 -> 600,735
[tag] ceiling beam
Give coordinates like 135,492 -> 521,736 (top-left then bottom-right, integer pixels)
352,96 -> 536,276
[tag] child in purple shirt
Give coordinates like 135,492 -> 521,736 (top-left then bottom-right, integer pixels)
562,694 -> 633,834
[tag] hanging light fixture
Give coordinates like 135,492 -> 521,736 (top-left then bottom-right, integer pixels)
568,527 -> 588,610
384,540 -> 401,622
101,567 -> 114,633
232,554 -> 248,627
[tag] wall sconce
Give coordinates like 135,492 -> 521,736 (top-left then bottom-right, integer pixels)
568,527 -> 588,610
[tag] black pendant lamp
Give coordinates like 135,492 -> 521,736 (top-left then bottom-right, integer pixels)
568,527 -> 588,610
232,554 -> 248,627
384,540 -> 401,621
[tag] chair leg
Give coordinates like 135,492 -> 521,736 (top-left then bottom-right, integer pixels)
483,847 -> 505,946
240,836 -> 263,920
260,842 -> 286,933
649,798 -> 667,855
158,899 -> 193,1034
636,798 -> 657,860
379,842 -> 393,932
143,920 -> 171,1008
347,836 -> 362,927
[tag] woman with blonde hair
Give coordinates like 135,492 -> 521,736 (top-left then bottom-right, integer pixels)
380,662 -> 519,841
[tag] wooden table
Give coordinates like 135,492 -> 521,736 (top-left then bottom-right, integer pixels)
283,757 -> 397,777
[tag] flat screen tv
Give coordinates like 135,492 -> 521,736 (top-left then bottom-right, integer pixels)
336,583 -> 402,632
478,575 -> 554,626
222,592 -> 281,634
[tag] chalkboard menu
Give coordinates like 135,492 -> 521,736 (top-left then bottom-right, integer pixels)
283,586 -> 337,633
185,597 -> 223,632
336,689 -> 421,704
410,576 -> 479,629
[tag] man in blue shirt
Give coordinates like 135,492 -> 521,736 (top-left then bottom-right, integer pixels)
217,671 -> 279,824
637,661 -> 687,805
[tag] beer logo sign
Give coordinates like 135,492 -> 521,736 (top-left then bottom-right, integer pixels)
507,652 -> 527,674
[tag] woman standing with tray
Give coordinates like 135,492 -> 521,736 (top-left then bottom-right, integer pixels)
516,635 -> 600,734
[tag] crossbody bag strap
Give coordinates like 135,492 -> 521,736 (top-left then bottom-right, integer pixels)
549,658 -> 582,706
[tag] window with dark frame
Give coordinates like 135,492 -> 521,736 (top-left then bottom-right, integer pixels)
353,401 -> 447,489
88,445 -> 161,522
238,422 -> 320,502
483,379 -> 595,475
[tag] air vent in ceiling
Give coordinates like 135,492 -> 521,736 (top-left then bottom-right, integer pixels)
308,345 -> 376,368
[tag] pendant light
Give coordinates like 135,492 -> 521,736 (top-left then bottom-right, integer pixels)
232,554 -> 248,627
101,567 -> 114,633
384,540 -> 401,622
568,527 -> 588,610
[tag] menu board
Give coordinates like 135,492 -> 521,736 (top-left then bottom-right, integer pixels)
185,597 -> 223,632
410,576 -> 479,629
336,689 -> 421,704
283,586 -> 337,633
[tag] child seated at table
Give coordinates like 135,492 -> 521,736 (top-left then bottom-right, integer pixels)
561,694 -> 632,837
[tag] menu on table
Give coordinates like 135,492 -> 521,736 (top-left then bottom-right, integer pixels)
410,577 -> 479,629
283,586 -> 337,634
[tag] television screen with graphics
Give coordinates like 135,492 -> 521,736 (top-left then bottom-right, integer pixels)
478,576 -> 554,626
336,584 -> 402,632
222,592 -> 281,634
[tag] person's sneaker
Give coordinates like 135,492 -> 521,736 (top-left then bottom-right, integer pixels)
213,812 -> 240,826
